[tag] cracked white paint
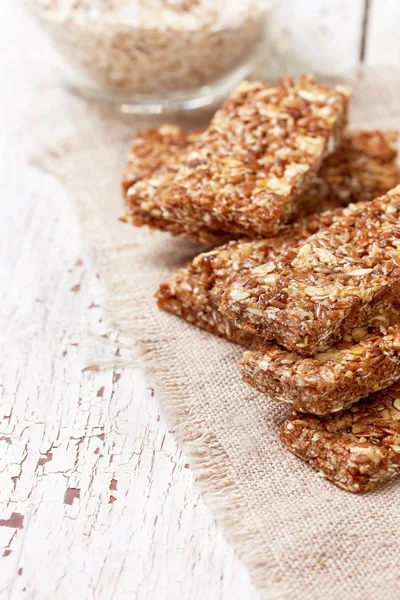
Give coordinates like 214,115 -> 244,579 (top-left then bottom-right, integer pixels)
0,116 -> 257,598
0,5 -> 257,600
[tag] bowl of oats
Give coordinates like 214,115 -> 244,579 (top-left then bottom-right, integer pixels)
25,0 -> 276,113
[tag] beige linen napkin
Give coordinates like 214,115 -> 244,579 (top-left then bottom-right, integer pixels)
32,68 -> 400,600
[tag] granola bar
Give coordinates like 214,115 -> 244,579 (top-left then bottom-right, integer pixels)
296,129 -> 400,215
240,308 -> 400,415
221,185 -> 400,356
121,125 -> 232,244
280,384 -> 400,492
193,129 -> 400,296
158,196 -> 400,348
156,131 -> 399,343
156,206 -> 364,345
121,125 -> 198,194
195,211 -> 345,304
122,124 -> 398,243
156,228 -> 316,347
156,76 -> 351,237
156,266 -> 262,347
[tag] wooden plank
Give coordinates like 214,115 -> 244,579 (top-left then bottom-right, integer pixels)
261,0 -> 365,77
0,4 -> 259,599
0,183 -> 253,600
364,0 -> 400,65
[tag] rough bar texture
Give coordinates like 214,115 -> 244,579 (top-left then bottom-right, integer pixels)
121,125 -> 232,244
158,189 -> 400,348
222,185 -> 400,356
156,266 -> 262,348
159,76 -> 351,237
121,125 -> 200,194
296,129 -> 399,215
240,308 -> 400,415
281,384 -> 400,493
122,125 -> 398,242
156,206 -> 367,346
194,210 -> 349,304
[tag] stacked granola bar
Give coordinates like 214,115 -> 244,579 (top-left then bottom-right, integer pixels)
123,75 -> 352,240
281,384 -> 400,493
122,75 -> 400,492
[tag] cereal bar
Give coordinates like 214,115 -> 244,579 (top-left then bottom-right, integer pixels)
280,384 -> 400,492
121,125 -> 232,244
156,206 -> 364,345
240,308 -> 400,415
157,76 -> 351,237
221,185 -> 400,356
122,124 -> 399,242
156,265 -> 262,347
296,129 -> 399,215
121,125 -> 198,194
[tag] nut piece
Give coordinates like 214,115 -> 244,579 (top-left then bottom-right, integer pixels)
281,384 -> 400,493
221,185 -> 400,356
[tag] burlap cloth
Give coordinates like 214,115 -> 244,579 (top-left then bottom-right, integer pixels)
33,69 -> 400,600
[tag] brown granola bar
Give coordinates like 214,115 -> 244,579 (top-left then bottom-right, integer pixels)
159,76 -> 350,237
296,129 -> 400,215
156,205 -> 366,346
194,211 -> 346,304
121,125 -> 200,194
121,125 -> 232,244
123,76 -> 349,237
158,189 -> 400,349
122,124 -> 398,242
157,265 -> 261,347
240,308 -> 400,415
156,76 -> 351,237
156,130 -> 399,343
221,185 -> 400,356
280,384 -> 400,492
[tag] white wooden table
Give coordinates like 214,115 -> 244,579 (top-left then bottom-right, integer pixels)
2,2 -> 399,599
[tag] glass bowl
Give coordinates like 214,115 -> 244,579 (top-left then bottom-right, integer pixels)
25,0 -> 277,113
